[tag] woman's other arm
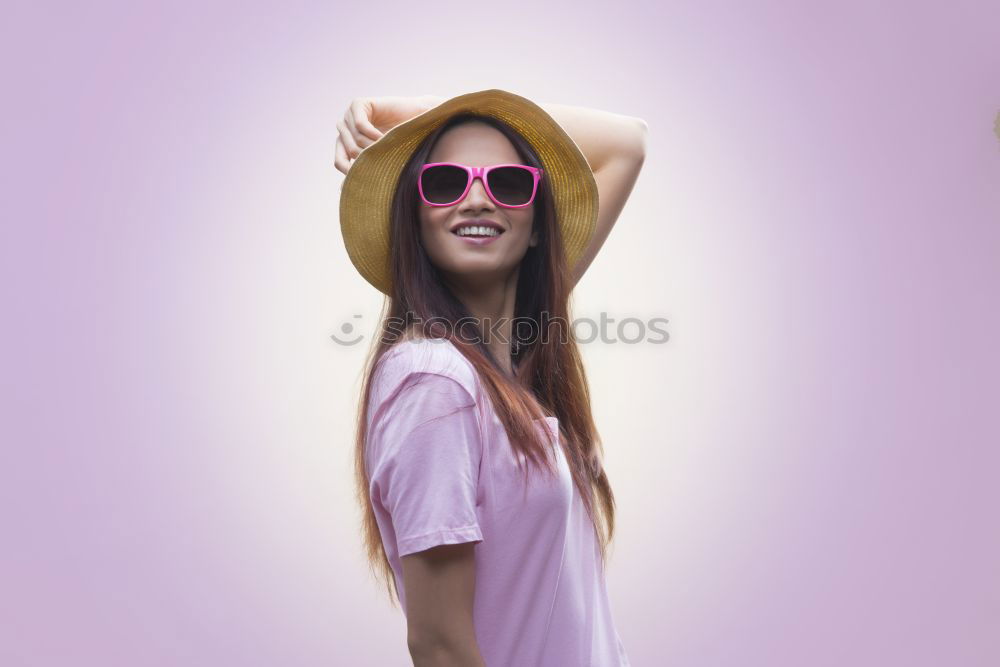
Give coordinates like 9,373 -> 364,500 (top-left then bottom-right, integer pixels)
536,100 -> 648,287
403,542 -> 486,667
366,366 -> 487,665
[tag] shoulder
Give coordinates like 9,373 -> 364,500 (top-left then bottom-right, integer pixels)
368,338 -> 480,419
376,337 -> 478,392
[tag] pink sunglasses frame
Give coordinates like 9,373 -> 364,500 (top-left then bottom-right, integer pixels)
418,162 -> 544,209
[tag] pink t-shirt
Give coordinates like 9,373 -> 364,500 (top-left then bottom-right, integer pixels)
365,337 -> 630,666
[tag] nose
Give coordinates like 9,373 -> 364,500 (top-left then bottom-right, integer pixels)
458,174 -> 494,211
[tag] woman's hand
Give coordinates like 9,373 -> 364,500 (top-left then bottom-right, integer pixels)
334,95 -> 442,175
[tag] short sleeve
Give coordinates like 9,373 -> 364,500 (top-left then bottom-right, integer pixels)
367,370 -> 484,557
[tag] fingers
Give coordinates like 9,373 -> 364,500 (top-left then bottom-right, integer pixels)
333,97 -> 386,175
337,118 -> 364,161
334,135 -> 351,175
345,113 -> 377,152
351,98 -> 384,142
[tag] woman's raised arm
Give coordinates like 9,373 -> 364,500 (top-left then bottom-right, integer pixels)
536,101 -> 648,286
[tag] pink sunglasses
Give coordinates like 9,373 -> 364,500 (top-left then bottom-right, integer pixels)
418,162 -> 544,209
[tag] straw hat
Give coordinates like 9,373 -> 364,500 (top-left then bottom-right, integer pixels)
338,88 -> 598,296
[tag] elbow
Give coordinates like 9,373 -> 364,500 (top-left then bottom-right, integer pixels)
407,632 -> 484,666
632,117 -> 649,159
407,633 -> 437,665
406,634 -> 435,664
406,628 -> 451,658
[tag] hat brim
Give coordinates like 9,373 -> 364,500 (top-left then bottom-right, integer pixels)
339,88 -> 598,296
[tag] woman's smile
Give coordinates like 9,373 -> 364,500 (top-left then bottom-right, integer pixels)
449,218 -> 507,245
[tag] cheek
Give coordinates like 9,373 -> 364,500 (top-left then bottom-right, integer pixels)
510,210 -> 536,243
418,208 -> 456,266
418,208 -> 443,244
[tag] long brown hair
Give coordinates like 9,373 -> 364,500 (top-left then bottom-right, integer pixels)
353,113 -> 617,607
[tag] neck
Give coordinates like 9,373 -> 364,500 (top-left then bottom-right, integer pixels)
443,267 -> 520,377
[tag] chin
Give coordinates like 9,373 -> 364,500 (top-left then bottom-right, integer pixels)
440,260 -> 514,285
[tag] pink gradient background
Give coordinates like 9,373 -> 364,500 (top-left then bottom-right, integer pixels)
3,1 -> 998,665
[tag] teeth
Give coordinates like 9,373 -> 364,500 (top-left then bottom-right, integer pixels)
456,225 -> 500,237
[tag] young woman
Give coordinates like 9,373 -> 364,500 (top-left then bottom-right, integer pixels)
335,89 -> 647,666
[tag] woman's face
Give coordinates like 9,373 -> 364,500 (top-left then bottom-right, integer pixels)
418,121 -> 538,289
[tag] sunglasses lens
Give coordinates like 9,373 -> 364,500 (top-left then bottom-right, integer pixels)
421,165 -> 468,204
488,166 -> 535,206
